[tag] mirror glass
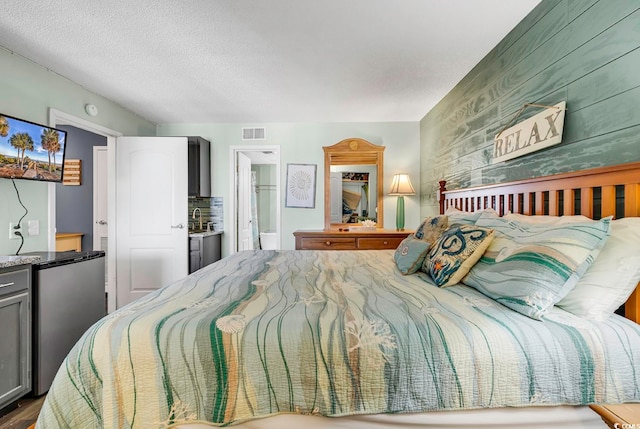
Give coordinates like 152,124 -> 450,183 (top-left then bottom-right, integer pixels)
329,166 -> 377,224
323,138 -> 384,229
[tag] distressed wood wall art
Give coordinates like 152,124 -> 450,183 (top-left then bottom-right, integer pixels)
493,102 -> 567,164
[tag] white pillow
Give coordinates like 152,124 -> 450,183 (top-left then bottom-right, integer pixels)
503,213 -> 591,224
557,217 -> 640,320
445,206 -> 498,225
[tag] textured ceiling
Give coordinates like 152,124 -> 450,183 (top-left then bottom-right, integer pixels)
0,0 -> 540,124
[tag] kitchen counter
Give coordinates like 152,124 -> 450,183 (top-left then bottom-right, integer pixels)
188,230 -> 224,237
0,255 -> 41,269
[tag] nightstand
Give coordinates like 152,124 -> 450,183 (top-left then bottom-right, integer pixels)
591,404 -> 640,428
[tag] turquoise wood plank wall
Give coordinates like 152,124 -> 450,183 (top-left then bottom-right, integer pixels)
419,0 -> 640,216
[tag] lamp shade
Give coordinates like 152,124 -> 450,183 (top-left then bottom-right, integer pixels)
389,174 -> 415,196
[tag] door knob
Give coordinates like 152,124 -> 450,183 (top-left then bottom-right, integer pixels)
171,223 -> 185,229
96,220 -> 107,225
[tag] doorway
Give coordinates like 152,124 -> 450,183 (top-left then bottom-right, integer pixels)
55,125 -> 107,252
48,108 -> 122,313
229,146 -> 281,254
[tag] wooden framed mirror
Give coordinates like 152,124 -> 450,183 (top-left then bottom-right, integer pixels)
323,138 -> 384,229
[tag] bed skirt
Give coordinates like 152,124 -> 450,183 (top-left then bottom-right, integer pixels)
174,405 -> 607,428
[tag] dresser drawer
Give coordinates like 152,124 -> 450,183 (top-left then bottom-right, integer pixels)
294,230 -> 413,251
0,268 -> 30,296
299,237 -> 357,250
357,237 -> 404,250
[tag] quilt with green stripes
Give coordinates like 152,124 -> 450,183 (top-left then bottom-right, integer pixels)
36,250 -> 640,428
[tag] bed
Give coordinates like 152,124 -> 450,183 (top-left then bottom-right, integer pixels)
35,162 -> 640,429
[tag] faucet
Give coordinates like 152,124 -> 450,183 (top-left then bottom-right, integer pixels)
192,207 -> 202,230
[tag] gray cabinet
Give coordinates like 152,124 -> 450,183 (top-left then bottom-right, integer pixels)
0,266 -> 31,409
188,136 -> 211,197
189,233 -> 222,273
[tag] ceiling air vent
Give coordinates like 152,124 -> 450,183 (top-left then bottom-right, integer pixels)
242,127 -> 266,140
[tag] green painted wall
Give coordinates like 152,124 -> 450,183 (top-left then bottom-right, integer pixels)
0,48 -> 156,255
158,122 -> 420,252
252,164 -> 277,233
420,0 -> 640,216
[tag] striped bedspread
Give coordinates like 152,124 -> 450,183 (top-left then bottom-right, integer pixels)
36,250 -> 640,428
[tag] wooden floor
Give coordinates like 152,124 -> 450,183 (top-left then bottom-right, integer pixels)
0,396 -> 44,429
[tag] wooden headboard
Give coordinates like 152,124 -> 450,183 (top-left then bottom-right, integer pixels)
438,161 -> 640,324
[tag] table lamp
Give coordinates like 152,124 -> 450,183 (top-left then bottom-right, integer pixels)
389,173 -> 415,231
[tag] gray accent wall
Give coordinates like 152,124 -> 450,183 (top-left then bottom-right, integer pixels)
55,125 -> 107,251
420,0 -> 640,216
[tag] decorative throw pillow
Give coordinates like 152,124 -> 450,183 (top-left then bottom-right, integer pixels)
445,207 -> 499,226
394,235 -> 433,275
557,217 -> 640,320
502,214 -> 640,320
424,224 -> 494,287
462,212 -> 612,320
414,215 -> 448,242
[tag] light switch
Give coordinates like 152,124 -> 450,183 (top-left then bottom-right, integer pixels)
28,220 -> 40,236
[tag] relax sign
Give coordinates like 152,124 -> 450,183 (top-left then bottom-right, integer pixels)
493,101 -> 566,164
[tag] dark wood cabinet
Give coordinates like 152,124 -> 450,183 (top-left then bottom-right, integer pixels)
189,232 -> 222,273
188,136 -> 211,197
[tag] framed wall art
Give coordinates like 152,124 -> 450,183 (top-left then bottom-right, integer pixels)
285,163 -> 317,208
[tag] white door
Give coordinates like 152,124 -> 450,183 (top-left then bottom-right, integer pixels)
116,136 -> 188,308
93,147 -> 108,251
237,152 -> 253,251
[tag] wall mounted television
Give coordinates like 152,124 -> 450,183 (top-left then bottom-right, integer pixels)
0,113 -> 67,182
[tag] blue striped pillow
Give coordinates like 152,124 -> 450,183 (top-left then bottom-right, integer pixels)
462,212 -> 612,320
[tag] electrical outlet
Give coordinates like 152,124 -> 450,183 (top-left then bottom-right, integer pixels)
9,222 -> 22,239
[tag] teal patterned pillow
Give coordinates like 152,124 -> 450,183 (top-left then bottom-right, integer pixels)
394,236 -> 433,275
463,212 -> 612,320
414,215 -> 448,242
424,224 -> 494,287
